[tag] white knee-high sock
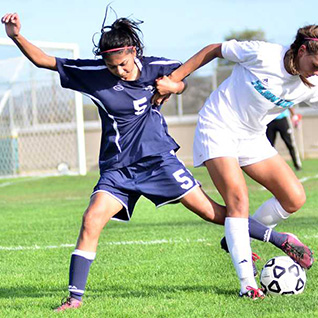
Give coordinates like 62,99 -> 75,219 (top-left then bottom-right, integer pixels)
252,197 -> 291,229
225,217 -> 257,293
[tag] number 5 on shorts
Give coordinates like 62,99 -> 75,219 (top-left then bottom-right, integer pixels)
173,169 -> 194,190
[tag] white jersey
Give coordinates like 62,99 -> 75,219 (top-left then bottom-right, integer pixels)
199,40 -> 318,138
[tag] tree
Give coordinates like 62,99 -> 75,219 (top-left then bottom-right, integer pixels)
224,28 -> 267,41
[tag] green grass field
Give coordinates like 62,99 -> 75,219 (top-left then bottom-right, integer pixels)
0,159 -> 317,318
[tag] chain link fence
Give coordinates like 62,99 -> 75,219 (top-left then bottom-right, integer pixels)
0,39 -> 86,177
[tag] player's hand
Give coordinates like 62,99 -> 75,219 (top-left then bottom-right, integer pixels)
1,13 -> 21,38
155,75 -> 181,95
292,114 -> 302,128
151,91 -> 171,106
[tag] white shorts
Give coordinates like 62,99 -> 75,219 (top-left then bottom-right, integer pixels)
193,118 -> 277,167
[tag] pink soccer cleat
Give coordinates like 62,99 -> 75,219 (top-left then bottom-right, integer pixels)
54,297 -> 82,312
280,233 -> 314,269
239,286 -> 265,300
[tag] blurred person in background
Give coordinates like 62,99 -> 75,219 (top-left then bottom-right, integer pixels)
266,108 -> 302,171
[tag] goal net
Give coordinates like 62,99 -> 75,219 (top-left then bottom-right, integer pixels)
0,38 -> 86,177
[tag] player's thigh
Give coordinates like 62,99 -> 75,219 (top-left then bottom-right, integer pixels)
242,154 -> 305,211
204,157 -> 249,216
84,191 -> 123,228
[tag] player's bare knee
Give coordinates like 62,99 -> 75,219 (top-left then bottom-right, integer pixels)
284,192 -> 306,213
281,185 -> 306,213
82,208 -> 106,235
226,192 -> 249,217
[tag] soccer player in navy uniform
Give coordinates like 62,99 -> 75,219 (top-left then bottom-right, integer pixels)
2,10 -> 313,308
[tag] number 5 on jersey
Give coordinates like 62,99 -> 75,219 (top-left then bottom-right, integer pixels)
173,169 -> 194,190
133,97 -> 147,115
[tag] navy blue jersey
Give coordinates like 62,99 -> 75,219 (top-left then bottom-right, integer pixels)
56,56 -> 181,171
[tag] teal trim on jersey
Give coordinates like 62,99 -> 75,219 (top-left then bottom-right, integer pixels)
275,109 -> 290,120
251,80 -> 294,108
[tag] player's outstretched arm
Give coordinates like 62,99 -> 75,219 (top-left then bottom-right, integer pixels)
171,43 -> 223,83
1,13 -> 57,71
155,44 -> 222,99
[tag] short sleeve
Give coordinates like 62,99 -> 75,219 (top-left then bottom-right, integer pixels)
161,60 -> 182,77
147,57 -> 182,78
56,57 -> 73,89
221,40 -> 263,64
55,58 -> 108,93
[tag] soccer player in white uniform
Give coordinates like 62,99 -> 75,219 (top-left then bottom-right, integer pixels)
155,25 -> 318,299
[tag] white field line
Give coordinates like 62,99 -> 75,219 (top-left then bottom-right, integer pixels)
0,243 -> 76,251
0,176 -> 45,188
0,172 -> 78,188
299,174 -> 318,183
0,238 -> 208,251
303,234 -> 318,239
1,234 -> 317,252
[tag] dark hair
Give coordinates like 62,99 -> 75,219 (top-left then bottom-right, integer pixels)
285,24 -> 318,87
93,7 -> 144,59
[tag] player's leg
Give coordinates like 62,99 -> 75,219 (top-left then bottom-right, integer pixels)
55,192 -> 123,311
179,186 -> 226,225
181,184 -> 282,277
180,186 -> 285,246
278,117 -> 302,170
143,151 -> 262,296
243,154 -> 305,224
180,185 -> 271,277
266,121 -> 277,146
242,154 -> 313,268
204,157 -> 260,296
76,192 -> 123,252
235,133 -> 303,228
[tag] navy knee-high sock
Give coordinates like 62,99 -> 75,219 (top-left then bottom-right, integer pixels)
68,249 -> 96,301
221,217 -> 287,252
248,217 -> 287,247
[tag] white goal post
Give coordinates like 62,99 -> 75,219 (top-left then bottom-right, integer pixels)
0,38 -> 86,177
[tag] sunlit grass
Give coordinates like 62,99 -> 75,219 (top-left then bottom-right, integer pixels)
0,159 -> 317,317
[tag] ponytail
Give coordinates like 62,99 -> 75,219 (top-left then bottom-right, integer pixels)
93,5 -> 144,59
285,25 -> 318,87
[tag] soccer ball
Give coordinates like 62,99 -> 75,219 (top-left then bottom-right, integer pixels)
260,256 -> 306,296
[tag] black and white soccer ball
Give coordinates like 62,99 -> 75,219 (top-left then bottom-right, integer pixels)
260,256 -> 306,296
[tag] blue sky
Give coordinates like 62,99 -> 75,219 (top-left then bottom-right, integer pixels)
1,0 -> 317,64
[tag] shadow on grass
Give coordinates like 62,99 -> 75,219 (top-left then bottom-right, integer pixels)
0,286 -> 62,299
88,283 -> 236,298
0,283 -> 237,307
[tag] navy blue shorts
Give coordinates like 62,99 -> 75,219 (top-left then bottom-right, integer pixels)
92,151 -> 199,221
